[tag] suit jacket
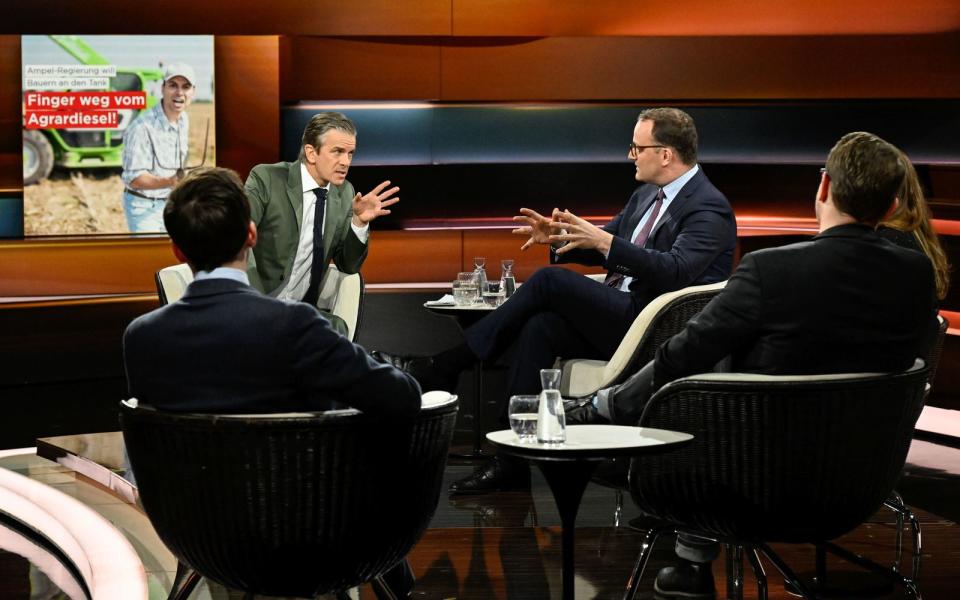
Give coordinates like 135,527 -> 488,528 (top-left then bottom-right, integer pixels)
608,223 -> 938,425
123,278 -> 421,418
244,161 -> 368,296
554,168 -> 737,308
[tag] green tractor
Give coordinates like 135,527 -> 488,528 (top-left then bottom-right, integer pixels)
22,35 -> 163,185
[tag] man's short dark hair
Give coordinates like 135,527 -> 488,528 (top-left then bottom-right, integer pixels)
164,168 -> 250,272
299,111 -> 357,160
825,132 -> 906,224
639,107 -> 698,165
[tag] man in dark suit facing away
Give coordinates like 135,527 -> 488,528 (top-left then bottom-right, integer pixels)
123,167 -> 422,598
377,107 -> 738,493
124,167 -> 420,417
572,131 -> 938,600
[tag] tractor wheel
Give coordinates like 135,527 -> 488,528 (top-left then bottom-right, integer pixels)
23,130 -> 54,185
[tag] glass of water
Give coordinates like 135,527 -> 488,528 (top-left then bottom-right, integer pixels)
482,280 -> 504,307
508,395 -> 539,443
453,271 -> 479,306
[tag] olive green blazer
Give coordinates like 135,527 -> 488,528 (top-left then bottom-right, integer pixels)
244,160 -> 367,297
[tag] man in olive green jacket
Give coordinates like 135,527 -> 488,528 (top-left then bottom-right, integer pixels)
245,112 -> 398,335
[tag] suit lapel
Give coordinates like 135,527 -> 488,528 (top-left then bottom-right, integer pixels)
649,169 -> 704,241
287,161 -> 304,231
625,187 -> 660,240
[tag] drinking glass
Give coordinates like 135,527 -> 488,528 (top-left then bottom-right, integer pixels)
482,280 -> 504,307
453,272 -> 479,306
508,395 -> 539,443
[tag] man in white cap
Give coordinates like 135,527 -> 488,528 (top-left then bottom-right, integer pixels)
121,63 -> 197,232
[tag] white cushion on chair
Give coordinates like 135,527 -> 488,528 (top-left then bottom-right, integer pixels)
559,280 -> 727,397
316,265 -> 363,341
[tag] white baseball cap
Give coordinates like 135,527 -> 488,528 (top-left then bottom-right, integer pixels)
163,63 -> 196,85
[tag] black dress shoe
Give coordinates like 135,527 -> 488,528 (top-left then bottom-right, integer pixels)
371,351 -> 459,393
653,559 -> 716,600
449,455 -> 530,495
564,398 -> 610,425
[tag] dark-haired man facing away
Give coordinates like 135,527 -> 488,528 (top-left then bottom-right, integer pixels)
123,167 -> 420,416
122,167 -> 422,598
573,132 -> 938,599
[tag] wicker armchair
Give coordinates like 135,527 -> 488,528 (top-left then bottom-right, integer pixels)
622,363 -> 928,600
121,397 -> 457,600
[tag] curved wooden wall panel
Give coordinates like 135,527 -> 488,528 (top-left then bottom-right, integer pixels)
4,0 -> 958,36
283,33 -> 960,102
216,36 -> 280,178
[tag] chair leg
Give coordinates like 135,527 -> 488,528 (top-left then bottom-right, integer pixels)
613,488 -> 624,528
725,544 -> 744,600
887,492 -> 906,572
821,540 -> 922,600
908,506 -> 923,581
371,575 -> 399,600
746,547 -> 768,600
885,490 -> 923,581
621,524 -> 670,600
757,543 -> 817,600
814,544 -> 827,592
167,561 -> 201,600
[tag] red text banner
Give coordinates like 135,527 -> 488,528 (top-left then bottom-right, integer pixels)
23,91 -> 147,111
24,110 -> 121,129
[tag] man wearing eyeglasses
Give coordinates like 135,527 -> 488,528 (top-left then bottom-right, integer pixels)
378,107 -> 737,494
121,63 -> 196,233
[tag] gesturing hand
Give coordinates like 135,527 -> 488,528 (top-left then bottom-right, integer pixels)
353,180 -> 400,226
511,207 -> 562,251
549,209 -> 614,255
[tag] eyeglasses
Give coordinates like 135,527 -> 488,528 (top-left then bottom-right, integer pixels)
629,143 -> 665,158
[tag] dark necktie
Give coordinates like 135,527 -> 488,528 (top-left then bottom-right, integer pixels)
604,187 -> 665,288
301,187 -> 327,306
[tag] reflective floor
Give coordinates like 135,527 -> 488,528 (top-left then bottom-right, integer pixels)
1,433 -> 958,599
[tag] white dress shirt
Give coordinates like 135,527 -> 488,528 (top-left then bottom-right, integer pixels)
277,164 -> 369,301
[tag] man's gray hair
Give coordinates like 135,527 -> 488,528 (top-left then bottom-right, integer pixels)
299,112 -> 357,160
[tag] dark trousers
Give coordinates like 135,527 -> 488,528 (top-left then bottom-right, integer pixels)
464,267 -> 639,402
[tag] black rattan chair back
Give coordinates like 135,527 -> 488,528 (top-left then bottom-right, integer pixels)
630,365 -> 929,544
121,399 -> 457,598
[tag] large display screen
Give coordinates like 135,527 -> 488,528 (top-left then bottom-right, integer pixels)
21,35 -> 215,235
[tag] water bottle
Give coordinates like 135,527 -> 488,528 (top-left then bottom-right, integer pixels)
536,368 -> 566,444
473,256 -> 488,302
500,259 -> 516,299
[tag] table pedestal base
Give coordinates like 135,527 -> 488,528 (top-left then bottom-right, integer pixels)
537,460 -> 600,600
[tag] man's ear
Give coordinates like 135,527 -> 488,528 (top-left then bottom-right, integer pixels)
246,221 -> 258,249
816,171 -> 831,205
881,197 -> 900,223
303,144 -> 317,164
661,146 -> 673,166
172,242 -> 189,265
